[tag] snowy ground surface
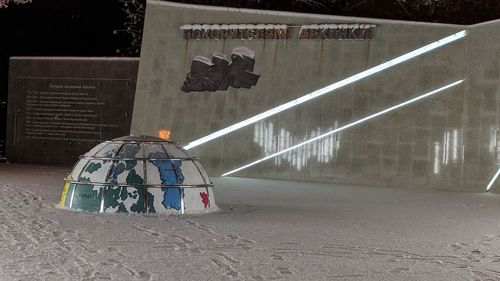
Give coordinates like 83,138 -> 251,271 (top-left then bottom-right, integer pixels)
1,164 -> 500,280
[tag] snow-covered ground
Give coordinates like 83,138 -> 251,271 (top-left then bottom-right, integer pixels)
1,164 -> 500,280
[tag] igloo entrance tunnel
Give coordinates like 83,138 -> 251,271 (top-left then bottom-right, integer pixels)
59,136 -> 218,214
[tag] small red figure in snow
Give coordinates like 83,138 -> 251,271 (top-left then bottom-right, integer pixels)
200,192 -> 209,208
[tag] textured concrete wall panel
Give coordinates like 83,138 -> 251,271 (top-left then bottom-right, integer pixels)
132,1 -> 500,192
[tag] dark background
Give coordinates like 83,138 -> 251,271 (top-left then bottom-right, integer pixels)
169,0 -> 500,25
0,0 -> 144,161
1,0 -> 500,161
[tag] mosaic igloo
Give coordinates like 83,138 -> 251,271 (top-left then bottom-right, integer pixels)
59,136 -> 218,214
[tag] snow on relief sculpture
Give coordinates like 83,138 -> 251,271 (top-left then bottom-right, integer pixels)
182,47 -> 260,92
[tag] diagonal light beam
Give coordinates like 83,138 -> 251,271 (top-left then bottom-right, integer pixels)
221,80 -> 464,176
184,30 -> 467,150
485,166 -> 500,192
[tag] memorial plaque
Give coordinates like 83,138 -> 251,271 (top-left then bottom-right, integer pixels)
7,57 -> 139,166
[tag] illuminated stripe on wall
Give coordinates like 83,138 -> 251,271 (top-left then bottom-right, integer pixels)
485,166 -> 500,192
221,80 -> 464,176
184,30 -> 467,150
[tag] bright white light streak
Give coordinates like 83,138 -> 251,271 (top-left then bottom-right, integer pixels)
452,129 -> 459,161
485,166 -> 500,192
222,80 -> 463,176
184,30 -> 467,150
443,131 -> 449,165
433,142 -> 441,174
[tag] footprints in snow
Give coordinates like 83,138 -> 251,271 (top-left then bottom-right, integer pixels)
211,256 -> 240,277
131,222 -> 289,279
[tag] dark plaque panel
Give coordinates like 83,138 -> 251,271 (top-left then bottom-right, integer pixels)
7,57 -> 139,166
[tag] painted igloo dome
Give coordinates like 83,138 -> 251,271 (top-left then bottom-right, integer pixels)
59,135 -> 218,214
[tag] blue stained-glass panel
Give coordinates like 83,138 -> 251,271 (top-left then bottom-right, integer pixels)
149,152 -> 185,185
161,187 -> 182,210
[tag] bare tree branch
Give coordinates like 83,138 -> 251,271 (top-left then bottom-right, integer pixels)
0,0 -> 32,8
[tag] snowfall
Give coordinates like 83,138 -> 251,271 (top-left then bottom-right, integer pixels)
1,164 -> 500,280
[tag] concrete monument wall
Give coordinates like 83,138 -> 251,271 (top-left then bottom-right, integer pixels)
132,1 -> 500,192
7,57 -> 139,166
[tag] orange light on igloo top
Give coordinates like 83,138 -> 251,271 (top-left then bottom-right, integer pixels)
158,129 -> 171,140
